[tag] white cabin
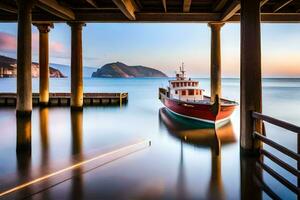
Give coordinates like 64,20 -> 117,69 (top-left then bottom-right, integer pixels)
168,65 -> 204,102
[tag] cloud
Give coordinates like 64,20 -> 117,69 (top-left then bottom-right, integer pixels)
0,32 -> 17,53
0,31 -> 68,57
32,32 -> 68,56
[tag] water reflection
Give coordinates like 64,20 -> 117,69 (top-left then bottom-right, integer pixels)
38,108 -> 51,199
240,156 -> 262,200
70,110 -> 84,200
159,108 -> 236,200
16,115 -> 32,153
177,142 -> 187,199
40,108 -> 49,167
16,115 -> 32,199
71,110 -> 83,156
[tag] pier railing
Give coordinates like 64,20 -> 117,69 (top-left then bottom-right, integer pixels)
252,111 -> 300,196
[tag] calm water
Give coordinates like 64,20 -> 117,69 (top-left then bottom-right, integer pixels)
0,78 -> 299,199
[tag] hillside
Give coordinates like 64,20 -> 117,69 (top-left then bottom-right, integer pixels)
92,62 -> 167,78
0,55 -> 65,78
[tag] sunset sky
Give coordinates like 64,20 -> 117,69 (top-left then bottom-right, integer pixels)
0,23 -> 299,77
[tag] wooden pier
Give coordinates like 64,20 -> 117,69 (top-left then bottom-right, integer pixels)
0,92 -> 128,106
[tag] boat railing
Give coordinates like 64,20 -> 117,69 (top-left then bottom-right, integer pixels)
252,111 -> 300,196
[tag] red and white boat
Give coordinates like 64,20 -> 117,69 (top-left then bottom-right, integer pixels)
159,65 -> 238,124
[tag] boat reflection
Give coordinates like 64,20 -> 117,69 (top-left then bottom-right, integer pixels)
159,107 -> 236,200
159,107 -> 236,149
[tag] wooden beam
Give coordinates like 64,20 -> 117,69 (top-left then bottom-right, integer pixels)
273,0 -> 294,13
162,0 -> 167,12
135,13 -> 221,22
260,0 -> 270,7
77,12 -> 221,22
183,0 -> 192,13
213,0 -> 229,12
112,0 -> 139,20
37,0 -> 75,20
0,2 -> 17,13
220,0 -> 240,21
86,0 -> 98,8
1,12 -> 300,23
229,13 -> 300,23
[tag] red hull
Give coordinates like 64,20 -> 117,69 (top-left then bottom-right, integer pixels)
160,94 -> 236,123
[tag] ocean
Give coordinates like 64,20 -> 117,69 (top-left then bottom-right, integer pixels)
0,77 -> 299,199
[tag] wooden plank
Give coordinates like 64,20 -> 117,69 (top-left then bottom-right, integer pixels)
213,0 -> 229,12
37,0 -> 75,20
256,161 -> 300,194
162,0 -> 167,12
273,0 -> 294,13
253,132 -> 300,161
183,0 -> 192,12
86,0 -> 98,8
220,0 -> 240,21
228,13 -> 300,22
112,0 -> 139,20
252,112 -> 300,134
1,11 -> 300,23
260,149 -> 300,177
0,2 -> 17,13
135,13 -> 221,22
260,0 -> 270,7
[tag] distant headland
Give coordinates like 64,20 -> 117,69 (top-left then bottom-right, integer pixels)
92,62 -> 168,78
0,55 -> 66,78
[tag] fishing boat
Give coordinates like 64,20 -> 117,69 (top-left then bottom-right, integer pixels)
158,64 -> 238,124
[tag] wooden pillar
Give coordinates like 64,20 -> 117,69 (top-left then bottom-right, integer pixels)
16,0 -> 35,116
208,22 -> 224,103
68,22 -> 85,109
34,23 -> 53,106
240,0 -> 262,154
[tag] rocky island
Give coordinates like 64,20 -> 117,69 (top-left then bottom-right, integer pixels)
0,55 -> 65,78
92,62 -> 167,78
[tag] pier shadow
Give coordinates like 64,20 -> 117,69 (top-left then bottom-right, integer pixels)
159,107 -> 236,200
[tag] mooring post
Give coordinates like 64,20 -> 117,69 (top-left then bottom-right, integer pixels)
16,0 -> 35,116
68,22 -> 86,110
34,23 -> 53,106
240,0 -> 262,155
208,22 -> 224,103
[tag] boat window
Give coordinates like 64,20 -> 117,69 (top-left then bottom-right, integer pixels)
182,90 -> 186,95
195,90 -> 199,95
188,90 -> 194,95
176,83 -> 179,87
175,90 -> 178,94
188,82 -> 191,86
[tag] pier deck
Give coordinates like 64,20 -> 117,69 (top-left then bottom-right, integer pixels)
0,92 -> 128,106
